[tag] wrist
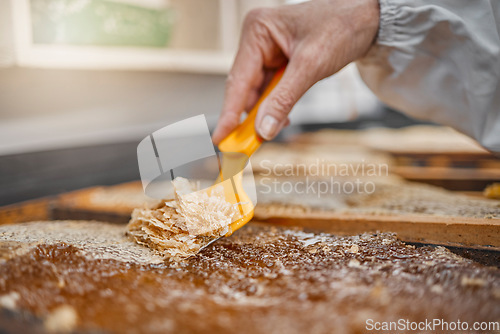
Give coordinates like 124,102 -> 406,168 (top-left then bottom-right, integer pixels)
351,0 -> 381,57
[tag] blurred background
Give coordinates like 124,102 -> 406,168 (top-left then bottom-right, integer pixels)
0,0 -> 427,205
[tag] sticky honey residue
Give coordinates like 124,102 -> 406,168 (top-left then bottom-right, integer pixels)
1,222 -> 500,333
126,177 -> 239,259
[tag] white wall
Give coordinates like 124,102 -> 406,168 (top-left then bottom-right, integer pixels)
0,68 -> 227,155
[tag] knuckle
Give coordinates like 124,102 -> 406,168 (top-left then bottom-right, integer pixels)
244,8 -> 267,25
243,8 -> 273,32
224,73 -> 244,94
269,90 -> 295,117
224,73 -> 236,89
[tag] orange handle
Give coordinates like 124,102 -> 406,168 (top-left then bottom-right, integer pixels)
218,66 -> 285,157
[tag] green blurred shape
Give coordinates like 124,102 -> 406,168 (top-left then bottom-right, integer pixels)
30,0 -> 175,47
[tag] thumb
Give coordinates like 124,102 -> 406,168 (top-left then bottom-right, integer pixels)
255,62 -> 315,140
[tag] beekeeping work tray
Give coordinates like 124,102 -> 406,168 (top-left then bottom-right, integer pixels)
32,173 -> 498,251
0,220 -> 499,334
0,126 -> 499,333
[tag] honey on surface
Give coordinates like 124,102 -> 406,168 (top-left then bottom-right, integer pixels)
0,221 -> 499,334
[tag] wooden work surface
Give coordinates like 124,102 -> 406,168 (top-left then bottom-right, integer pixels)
1,220 -> 499,333
1,125 -> 499,253
287,126 -> 500,191
1,180 -> 499,253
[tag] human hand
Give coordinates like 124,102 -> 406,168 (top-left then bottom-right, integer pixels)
212,0 -> 379,144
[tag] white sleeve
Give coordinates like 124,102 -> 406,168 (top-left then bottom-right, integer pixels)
356,0 -> 500,153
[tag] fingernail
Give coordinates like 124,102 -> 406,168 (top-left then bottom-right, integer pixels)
259,115 -> 279,140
